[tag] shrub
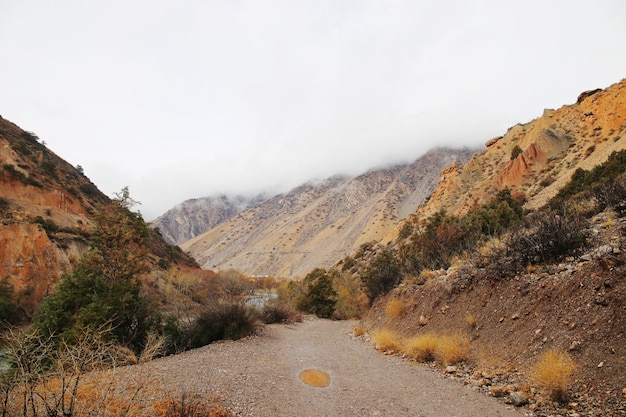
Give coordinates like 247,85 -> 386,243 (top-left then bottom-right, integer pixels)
33,215 -> 59,234
385,299 -> 406,319
0,196 -> 8,214
40,159 -> 58,179
163,314 -> 189,354
510,145 -> 523,160
21,130 -> 41,144
79,182 -> 100,196
296,268 -> 337,318
0,277 -> 19,325
505,208 -> 589,267
463,189 -> 523,237
553,149 -> 626,206
433,335 -> 470,365
188,300 -> 259,348
532,349 -> 577,402
259,303 -> 302,324
593,175 -> 626,217
332,271 -> 368,319
362,248 -> 401,300
371,329 -> 402,352
340,255 -> 357,271
403,334 -> 439,362
417,212 -> 468,270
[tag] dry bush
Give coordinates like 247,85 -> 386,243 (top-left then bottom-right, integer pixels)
259,303 -> 303,324
0,326 -> 145,417
189,300 -> 260,348
532,349 -> 578,402
385,299 -> 406,319
433,335 -> 470,365
138,332 -> 167,363
403,334 -> 439,362
465,313 -> 477,328
371,329 -> 402,352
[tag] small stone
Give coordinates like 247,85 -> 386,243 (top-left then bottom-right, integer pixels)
511,313 -> 520,320
419,315 -> 429,326
471,378 -> 491,387
598,361 -> 604,368
568,341 -> 581,351
535,328 -> 542,335
445,365 -> 457,374
490,384 -> 511,398
508,391 -> 528,407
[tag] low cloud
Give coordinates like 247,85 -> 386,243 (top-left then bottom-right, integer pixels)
1,1 -> 625,219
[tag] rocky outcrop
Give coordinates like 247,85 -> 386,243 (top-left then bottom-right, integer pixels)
416,79 -> 626,219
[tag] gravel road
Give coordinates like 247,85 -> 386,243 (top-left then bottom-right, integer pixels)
130,318 -> 524,417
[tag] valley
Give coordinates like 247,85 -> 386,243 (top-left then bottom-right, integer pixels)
1,78 -> 625,416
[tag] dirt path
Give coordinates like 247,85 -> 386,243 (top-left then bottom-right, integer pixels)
132,318 -> 524,416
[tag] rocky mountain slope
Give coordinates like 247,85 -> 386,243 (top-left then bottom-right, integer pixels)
0,116 -> 196,319
151,194 -> 266,245
181,148 -> 476,278
416,79 -> 626,220
0,117 -> 107,316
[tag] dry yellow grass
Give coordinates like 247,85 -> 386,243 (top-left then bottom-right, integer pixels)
385,299 -> 406,319
433,335 -> 470,365
371,329 -> 402,352
472,345 -> 515,376
402,334 -> 439,362
532,349 -> 578,402
465,313 -> 476,328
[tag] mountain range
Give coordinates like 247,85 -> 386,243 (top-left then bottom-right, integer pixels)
178,148 -> 477,278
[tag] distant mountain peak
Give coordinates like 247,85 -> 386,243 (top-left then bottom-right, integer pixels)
151,193 -> 267,245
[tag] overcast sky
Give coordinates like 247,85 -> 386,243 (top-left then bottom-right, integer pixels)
1,1 -> 625,219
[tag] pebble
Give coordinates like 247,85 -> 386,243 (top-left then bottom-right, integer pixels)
445,366 -> 457,374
